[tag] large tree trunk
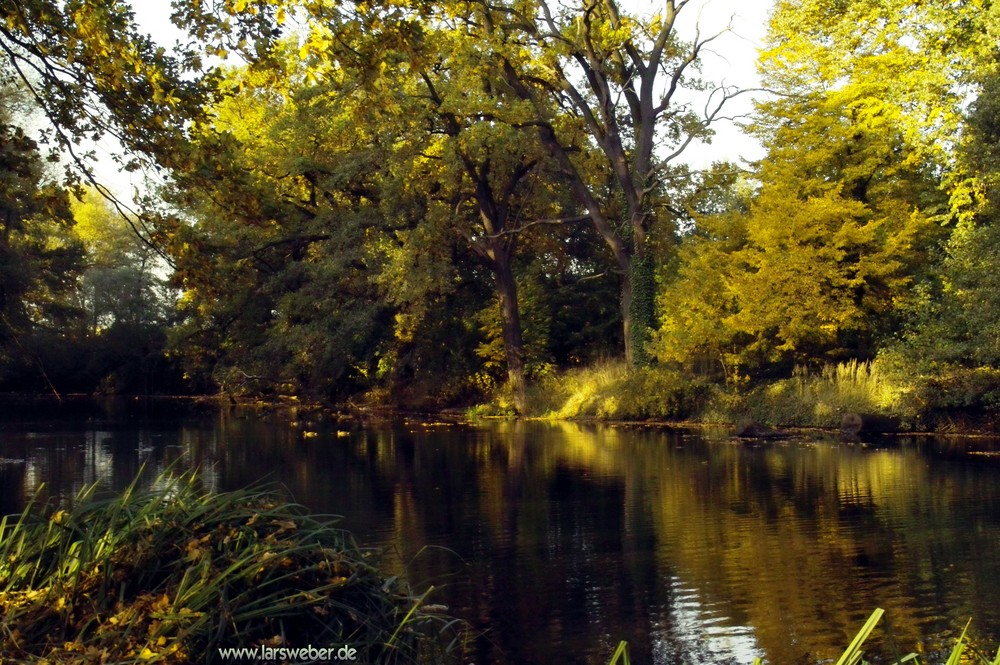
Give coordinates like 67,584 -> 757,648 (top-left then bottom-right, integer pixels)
491,241 -> 527,413
513,115 -> 641,365
625,245 -> 655,367
493,0 -> 717,368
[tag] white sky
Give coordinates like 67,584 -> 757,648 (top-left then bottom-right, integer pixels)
665,0 -> 774,167
100,0 -> 773,197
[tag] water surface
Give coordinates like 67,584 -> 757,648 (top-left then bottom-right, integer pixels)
2,401 -> 999,664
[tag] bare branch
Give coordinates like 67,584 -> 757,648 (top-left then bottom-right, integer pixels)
483,213 -> 591,238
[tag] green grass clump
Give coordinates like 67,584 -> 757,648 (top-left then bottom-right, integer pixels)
705,360 -> 906,428
0,473 -> 461,664
521,360 -> 711,420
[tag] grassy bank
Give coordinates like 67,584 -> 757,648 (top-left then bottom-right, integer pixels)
469,360 -> 713,421
0,473 -> 462,664
470,359 -> 927,429
702,360 -> 909,429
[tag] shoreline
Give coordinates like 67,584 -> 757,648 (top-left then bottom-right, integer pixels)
2,392 -> 999,437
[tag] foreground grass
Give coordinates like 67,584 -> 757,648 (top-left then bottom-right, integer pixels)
608,608 -> 1000,665
0,473 -> 462,664
774,607 -> 999,665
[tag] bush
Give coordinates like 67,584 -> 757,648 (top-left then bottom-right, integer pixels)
0,473 -> 462,664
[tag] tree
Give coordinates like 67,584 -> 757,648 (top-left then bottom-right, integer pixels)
651,164 -> 752,380
445,0 -> 743,365
881,66 -> 1000,415
0,86 -> 85,392
61,189 -> 179,393
72,188 -> 171,332
382,25 -> 598,411
653,0 -> 959,377
157,56 -> 393,400
0,0 -> 220,186
761,0 -> 999,223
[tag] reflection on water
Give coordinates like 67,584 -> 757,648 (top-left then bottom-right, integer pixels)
2,404 -> 1000,664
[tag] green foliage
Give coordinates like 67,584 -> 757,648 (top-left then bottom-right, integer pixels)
0,472 -> 461,663
652,179 -> 750,378
6,0 -> 1000,429
62,188 -> 180,394
877,67 -> 1000,423
433,0 -> 725,365
655,0 -> 951,382
627,253 -> 656,367
475,273 -> 554,384
0,123 -> 83,332
161,58 -> 393,400
73,188 -> 172,331
761,0 -> 986,171
0,0 -> 217,176
0,102 -> 87,391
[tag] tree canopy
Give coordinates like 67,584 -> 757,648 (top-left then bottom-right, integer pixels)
0,0 -> 998,422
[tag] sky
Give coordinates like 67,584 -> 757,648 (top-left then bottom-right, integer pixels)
100,0 -> 774,197
665,0 -> 775,167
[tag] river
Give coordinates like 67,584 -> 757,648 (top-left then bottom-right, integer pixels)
1,399 -> 999,664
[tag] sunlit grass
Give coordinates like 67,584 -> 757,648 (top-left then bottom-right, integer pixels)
0,472 -> 464,664
542,359 -> 630,419
522,360 -> 711,420
467,358 -> 911,427
797,360 -> 903,418
608,639 -> 631,665
705,360 -> 907,428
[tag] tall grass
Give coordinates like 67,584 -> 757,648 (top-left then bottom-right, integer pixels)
540,360 -> 631,419
470,358 -> 907,426
706,360 -> 906,428
485,360 -> 712,420
0,473 -> 463,664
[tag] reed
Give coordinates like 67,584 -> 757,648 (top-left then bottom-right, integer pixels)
708,360 -> 905,428
753,609 -> 997,665
608,609 -> 1000,665
0,472 -> 462,664
511,360 -> 710,420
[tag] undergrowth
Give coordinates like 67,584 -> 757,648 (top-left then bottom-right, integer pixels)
470,359 -> 907,426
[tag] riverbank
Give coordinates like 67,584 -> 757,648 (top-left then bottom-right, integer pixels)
467,360 -> 1000,434
4,354 -> 999,436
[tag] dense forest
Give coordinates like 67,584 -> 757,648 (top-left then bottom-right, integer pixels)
1,0 -> 999,427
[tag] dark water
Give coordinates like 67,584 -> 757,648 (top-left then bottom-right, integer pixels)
2,401 -> 1000,664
